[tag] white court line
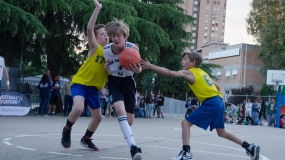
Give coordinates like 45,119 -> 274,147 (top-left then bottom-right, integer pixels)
48,152 -> 82,157
100,157 -> 131,160
3,141 -> 13,145
16,146 -> 35,151
3,138 -> 12,141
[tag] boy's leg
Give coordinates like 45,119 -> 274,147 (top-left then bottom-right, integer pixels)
216,128 -> 260,160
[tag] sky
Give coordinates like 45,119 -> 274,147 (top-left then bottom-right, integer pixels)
224,0 -> 256,45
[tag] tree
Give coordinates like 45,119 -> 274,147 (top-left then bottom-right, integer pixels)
246,0 -> 285,71
227,85 -> 256,105
259,84 -> 275,97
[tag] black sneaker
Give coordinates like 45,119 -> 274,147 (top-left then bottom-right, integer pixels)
61,126 -> 71,148
51,113 -> 57,116
80,136 -> 99,151
130,145 -> 142,160
245,144 -> 260,160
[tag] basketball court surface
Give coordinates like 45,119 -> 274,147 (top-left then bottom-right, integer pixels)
0,115 -> 282,160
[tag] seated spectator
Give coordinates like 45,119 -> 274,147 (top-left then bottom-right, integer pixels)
138,98 -> 146,118
244,113 -> 254,125
224,112 -> 230,124
280,115 -> 285,129
230,114 -> 238,125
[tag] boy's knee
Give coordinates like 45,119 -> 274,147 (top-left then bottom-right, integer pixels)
73,107 -> 84,116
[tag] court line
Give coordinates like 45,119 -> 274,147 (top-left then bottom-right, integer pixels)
16,146 -> 35,151
3,141 -> 13,145
100,157 -> 130,160
48,152 -> 83,156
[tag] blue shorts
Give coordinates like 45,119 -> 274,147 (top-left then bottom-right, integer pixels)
186,96 -> 225,131
70,84 -> 101,109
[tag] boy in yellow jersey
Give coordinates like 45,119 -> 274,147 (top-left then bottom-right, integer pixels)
141,52 -> 260,160
61,0 -> 109,151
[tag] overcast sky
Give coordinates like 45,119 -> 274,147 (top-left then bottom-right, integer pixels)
224,0 -> 256,45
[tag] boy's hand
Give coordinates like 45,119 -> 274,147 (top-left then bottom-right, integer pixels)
104,59 -> 111,73
141,58 -> 152,70
94,0 -> 102,9
127,63 -> 142,73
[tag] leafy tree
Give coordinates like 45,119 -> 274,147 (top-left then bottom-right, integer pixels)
246,0 -> 285,71
259,84 -> 275,97
227,85 -> 256,105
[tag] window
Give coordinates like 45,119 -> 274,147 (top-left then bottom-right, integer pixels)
205,26 -> 208,30
225,89 -> 230,94
194,14 -> 197,18
191,46 -> 194,49
206,7 -> 209,10
194,7 -> 197,11
212,21 -> 215,24
215,27 -> 218,31
204,39 -> 208,43
214,1 -> 216,5
211,33 -> 214,37
193,20 -> 196,24
226,70 -> 231,78
216,14 -> 219,18
192,33 -> 196,37
194,1 -> 198,5
207,0 -> 210,4
213,8 -> 216,11
216,70 -> 221,79
217,1 -> 220,5
192,26 -> 196,30
192,39 -> 195,43
205,20 -> 208,23
222,36 -> 224,39
232,69 -> 237,78
215,34 -> 218,37
206,13 -> 209,17
204,33 -> 208,37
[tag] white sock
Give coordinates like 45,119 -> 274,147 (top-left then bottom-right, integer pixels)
118,116 -> 136,147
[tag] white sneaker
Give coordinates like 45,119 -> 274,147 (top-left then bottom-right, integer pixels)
170,150 -> 193,160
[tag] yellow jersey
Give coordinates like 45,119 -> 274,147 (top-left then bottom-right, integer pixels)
71,45 -> 108,90
188,68 -> 223,103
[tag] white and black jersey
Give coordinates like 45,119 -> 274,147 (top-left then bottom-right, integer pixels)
104,42 -> 135,77
0,56 -> 4,80
103,42 -> 137,114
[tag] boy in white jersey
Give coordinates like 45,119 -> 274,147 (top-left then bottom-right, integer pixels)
141,52 -> 260,160
104,19 -> 142,160
0,56 -> 10,104
61,0 -> 109,151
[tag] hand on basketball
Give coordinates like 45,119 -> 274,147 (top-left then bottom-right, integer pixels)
93,0 -> 102,9
127,63 -> 142,73
104,59 -> 111,73
140,58 -> 152,70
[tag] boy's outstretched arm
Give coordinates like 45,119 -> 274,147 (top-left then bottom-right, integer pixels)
87,0 -> 102,58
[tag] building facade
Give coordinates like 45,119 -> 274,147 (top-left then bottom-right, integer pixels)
199,43 -> 265,95
181,0 -> 227,50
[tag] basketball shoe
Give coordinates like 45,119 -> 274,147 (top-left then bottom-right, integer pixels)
245,143 -> 260,160
80,136 -> 99,151
130,145 -> 142,160
170,150 -> 193,160
61,126 -> 71,148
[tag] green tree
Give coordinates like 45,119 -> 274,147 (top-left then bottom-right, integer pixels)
259,84 -> 275,97
227,85 -> 256,105
246,0 -> 285,71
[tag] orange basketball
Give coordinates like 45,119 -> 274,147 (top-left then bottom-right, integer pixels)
119,48 -> 141,69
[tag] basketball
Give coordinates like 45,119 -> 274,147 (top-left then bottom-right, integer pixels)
119,48 -> 141,69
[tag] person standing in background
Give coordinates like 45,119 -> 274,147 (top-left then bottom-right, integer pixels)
63,75 -> 73,117
0,56 -> 10,104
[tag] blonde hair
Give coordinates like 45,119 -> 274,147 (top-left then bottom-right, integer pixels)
105,18 -> 129,38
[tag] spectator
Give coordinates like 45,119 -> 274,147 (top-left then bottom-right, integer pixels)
245,99 -> 252,120
153,94 -> 158,117
251,99 -> 259,122
258,99 -> 268,125
157,93 -> 164,118
62,75 -> 73,117
280,115 -> 285,129
191,97 -> 198,111
224,112 -> 230,124
244,113 -> 254,125
37,74 -> 52,117
267,98 -> 276,127
145,90 -> 154,118
138,98 -> 146,118
184,97 -> 192,118
48,74 -> 61,116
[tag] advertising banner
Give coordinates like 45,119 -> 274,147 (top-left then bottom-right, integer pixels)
0,91 -> 31,116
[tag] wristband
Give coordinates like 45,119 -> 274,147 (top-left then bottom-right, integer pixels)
6,81 -> 10,86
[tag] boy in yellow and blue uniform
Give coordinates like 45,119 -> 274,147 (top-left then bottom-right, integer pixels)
61,0 -> 109,151
141,51 -> 260,160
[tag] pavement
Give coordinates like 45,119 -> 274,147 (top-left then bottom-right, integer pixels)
0,114 -> 283,160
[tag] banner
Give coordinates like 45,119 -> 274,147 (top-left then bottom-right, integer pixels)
0,91 -> 31,116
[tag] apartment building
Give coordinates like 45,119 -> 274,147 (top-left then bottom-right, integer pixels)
181,0 -> 227,50
198,42 -> 265,95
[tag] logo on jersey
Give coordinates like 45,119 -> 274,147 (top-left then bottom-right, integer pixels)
118,65 -> 123,70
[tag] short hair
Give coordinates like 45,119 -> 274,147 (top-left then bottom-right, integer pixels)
182,52 -> 203,67
105,18 -> 129,38
94,24 -> 105,36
